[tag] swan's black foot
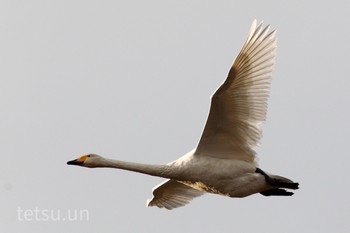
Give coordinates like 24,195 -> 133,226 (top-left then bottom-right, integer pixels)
255,168 -> 299,190
260,188 -> 294,196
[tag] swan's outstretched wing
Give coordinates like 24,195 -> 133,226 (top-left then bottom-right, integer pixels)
147,179 -> 204,210
195,20 -> 277,163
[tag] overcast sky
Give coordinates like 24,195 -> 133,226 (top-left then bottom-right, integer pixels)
1,1 -> 350,232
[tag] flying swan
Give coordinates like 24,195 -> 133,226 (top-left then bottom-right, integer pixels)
67,20 -> 299,210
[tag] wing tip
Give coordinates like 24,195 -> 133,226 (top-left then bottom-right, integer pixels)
146,198 -> 153,207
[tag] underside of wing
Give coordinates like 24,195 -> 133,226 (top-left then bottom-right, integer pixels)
195,20 -> 277,163
147,179 -> 205,210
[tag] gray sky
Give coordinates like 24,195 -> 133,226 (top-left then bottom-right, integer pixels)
1,0 -> 350,232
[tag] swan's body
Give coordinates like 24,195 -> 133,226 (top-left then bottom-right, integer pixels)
68,20 -> 299,210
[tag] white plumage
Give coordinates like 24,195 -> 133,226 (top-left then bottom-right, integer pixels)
68,20 -> 299,210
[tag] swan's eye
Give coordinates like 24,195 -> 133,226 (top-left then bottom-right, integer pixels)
87,155 -> 91,157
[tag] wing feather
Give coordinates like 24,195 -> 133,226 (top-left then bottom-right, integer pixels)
147,179 -> 204,210
195,20 -> 277,163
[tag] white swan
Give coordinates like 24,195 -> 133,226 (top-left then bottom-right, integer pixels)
67,20 -> 299,210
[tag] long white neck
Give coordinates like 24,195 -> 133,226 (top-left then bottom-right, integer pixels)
94,158 -> 178,179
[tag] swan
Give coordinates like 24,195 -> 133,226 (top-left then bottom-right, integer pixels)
67,20 -> 299,210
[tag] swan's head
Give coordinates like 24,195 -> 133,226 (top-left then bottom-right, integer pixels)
67,154 -> 103,168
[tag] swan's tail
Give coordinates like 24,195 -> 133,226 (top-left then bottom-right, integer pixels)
255,168 -> 299,196
268,174 -> 299,190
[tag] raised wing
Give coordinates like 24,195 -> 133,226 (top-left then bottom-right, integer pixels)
195,20 -> 277,163
147,179 -> 204,210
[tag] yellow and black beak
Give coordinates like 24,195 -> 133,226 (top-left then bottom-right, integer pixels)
67,155 -> 87,166
67,159 -> 83,165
